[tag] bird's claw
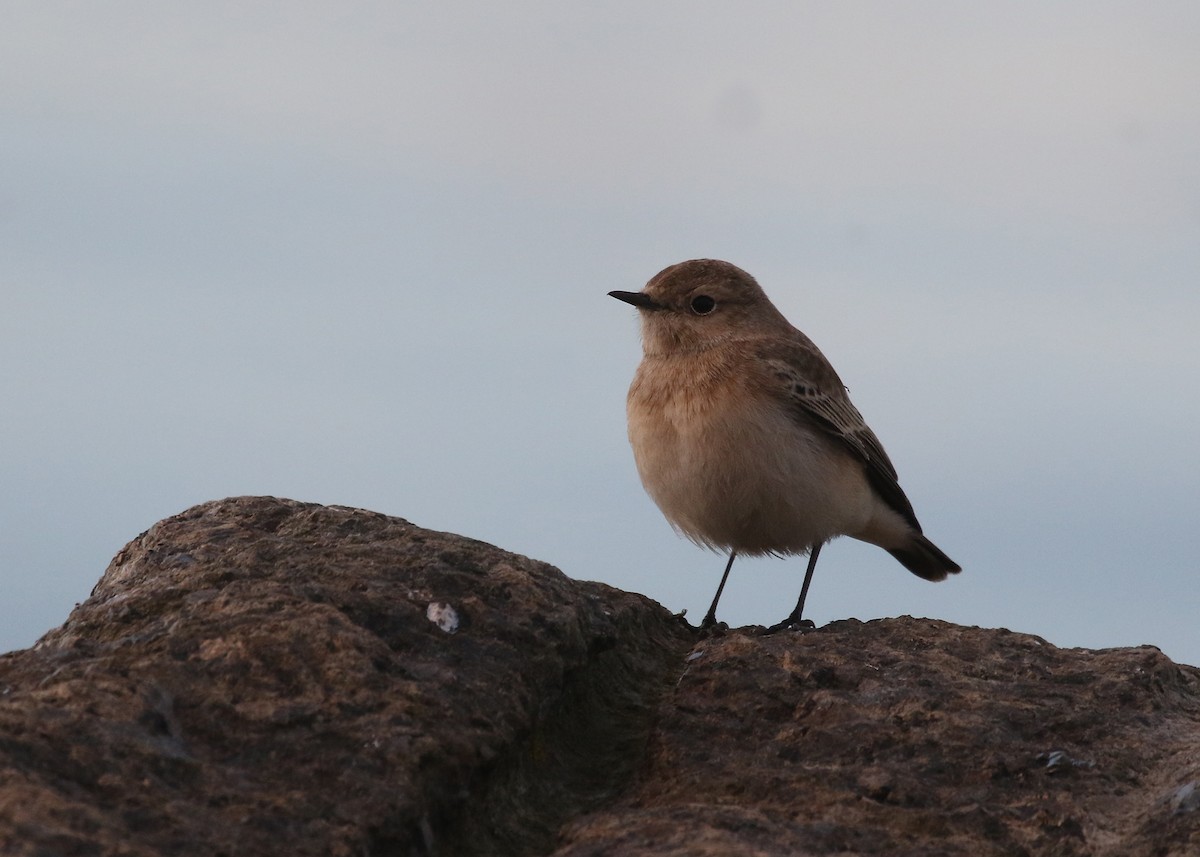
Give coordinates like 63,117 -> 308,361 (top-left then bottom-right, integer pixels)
761,616 -> 816,635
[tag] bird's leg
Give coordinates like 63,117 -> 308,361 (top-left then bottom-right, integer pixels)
700,550 -> 737,628
766,543 -> 822,633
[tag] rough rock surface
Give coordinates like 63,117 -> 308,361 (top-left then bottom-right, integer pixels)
559,622 -> 1200,857
0,497 -> 693,856
1,497 -> 1198,856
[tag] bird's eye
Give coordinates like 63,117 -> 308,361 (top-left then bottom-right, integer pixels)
690,295 -> 716,315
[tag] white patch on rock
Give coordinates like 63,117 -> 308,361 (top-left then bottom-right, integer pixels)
426,602 -> 460,634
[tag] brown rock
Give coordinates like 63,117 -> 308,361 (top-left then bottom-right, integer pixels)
2,496 -> 1198,856
0,497 -> 693,856
557,621 -> 1200,856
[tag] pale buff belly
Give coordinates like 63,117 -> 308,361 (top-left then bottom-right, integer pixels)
628,384 -> 875,555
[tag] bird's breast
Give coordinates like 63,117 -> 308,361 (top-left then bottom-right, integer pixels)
625,352 -> 874,554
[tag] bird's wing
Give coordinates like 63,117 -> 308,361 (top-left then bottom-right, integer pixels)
755,337 -> 922,532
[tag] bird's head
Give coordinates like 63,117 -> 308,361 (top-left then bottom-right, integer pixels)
609,259 -> 789,355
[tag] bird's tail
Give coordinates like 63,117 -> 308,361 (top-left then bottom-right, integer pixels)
888,534 -> 961,582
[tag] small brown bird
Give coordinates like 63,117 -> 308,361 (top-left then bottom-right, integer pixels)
610,259 -> 960,630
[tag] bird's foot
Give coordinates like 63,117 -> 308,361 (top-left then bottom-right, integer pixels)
761,615 -> 816,635
698,611 -> 729,636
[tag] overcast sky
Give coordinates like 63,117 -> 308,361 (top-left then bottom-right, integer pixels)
3,3 -> 1198,665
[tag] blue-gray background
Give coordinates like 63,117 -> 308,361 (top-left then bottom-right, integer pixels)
4,4 -> 1198,664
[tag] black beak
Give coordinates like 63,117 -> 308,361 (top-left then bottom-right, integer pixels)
608,290 -> 663,310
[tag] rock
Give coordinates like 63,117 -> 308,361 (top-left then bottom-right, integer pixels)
2,497 -> 1199,856
557,621 -> 1200,857
0,497 -> 693,856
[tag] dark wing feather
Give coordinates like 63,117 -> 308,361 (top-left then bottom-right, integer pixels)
756,338 -> 923,533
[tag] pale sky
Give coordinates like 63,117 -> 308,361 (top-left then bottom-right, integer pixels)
3,3 -> 1198,664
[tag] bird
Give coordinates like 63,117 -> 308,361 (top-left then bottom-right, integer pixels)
609,259 -> 960,631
